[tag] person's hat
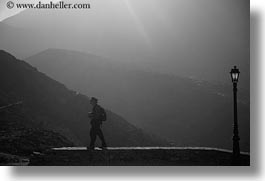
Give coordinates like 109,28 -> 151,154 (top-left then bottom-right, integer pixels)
90,97 -> 98,103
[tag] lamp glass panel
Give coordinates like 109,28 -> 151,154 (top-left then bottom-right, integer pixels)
231,73 -> 239,82
232,73 -> 236,80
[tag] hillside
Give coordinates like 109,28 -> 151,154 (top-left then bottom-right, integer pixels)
0,102 -> 73,157
26,49 -> 250,151
0,50 -> 168,150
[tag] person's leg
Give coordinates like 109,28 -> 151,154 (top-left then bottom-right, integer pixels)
89,127 -> 96,149
96,125 -> 107,147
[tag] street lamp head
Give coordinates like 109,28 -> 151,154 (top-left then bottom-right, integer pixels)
230,66 -> 240,83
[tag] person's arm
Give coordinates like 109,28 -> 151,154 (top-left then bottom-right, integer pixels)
88,112 -> 93,118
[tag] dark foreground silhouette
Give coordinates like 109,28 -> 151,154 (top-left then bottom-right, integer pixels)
88,97 -> 107,149
28,147 -> 250,166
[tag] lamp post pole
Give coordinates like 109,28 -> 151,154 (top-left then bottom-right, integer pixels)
232,81 -> 240,157
230,66 -> 240,163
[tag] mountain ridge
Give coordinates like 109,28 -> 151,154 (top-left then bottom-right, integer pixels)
0,50 -> 169,149
26,48 -> 250,152
0,0 -> 249,87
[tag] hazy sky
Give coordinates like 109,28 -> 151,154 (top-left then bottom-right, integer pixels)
0,0 -> 249,87
0,0 -> 61,21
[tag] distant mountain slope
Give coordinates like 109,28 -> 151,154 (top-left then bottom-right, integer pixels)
0,0 -> 152,59
0,50 -> 168,148
0,22 -> 44,59
26,49 -> 250,151
1,0 -> 249,87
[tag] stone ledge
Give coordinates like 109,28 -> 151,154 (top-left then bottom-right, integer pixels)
29,147 -> 250,166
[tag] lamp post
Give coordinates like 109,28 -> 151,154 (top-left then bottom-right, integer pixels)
230,66 -> 240,160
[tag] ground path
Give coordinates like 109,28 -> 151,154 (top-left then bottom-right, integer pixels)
29,147 -> 250,166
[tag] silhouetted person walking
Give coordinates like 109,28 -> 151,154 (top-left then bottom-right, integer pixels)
88,97 -> 107,150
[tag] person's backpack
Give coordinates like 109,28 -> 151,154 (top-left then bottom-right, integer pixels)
99,106 -> 107,122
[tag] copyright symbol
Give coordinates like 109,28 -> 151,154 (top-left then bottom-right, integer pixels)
7,1 -> 14,9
